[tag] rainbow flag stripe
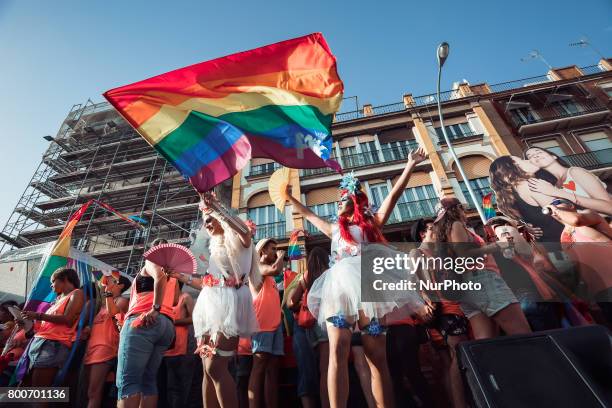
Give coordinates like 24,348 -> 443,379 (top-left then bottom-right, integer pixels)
103,33 -> 344,192
482,192 -> 496,220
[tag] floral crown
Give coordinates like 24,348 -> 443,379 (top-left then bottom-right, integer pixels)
339,172 -> 363,197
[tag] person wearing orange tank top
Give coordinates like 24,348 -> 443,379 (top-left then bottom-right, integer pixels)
116,238 -> 178,408
161,283 -> 195,408
83,274 -> 130,408
249,237 -> 285,408
433,198 -> 531,342
20,268 -> 84,388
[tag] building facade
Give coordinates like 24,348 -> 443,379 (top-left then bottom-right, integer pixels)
1,59 -> 611,275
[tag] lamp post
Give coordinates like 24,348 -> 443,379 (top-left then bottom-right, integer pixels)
436,42 -> 487,223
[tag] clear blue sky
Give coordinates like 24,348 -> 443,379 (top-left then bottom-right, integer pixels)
0,0 -> 610,230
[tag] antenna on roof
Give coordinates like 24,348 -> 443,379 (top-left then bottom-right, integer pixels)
569,36 -> 604,59
520,50 -> 553,70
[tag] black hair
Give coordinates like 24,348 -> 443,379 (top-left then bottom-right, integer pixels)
51,267 -> 80,288
151,238 -> 168,248
118,275 -> 132,292
410,218 -> 434,243
0,300 -> 18,314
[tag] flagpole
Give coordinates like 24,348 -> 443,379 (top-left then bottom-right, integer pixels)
436,43 -> 487,223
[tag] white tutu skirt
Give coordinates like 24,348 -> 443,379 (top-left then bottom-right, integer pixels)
192,285 -> 259,340
307,244 -> 423,328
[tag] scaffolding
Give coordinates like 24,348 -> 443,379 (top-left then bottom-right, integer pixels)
0,100 -> 203,275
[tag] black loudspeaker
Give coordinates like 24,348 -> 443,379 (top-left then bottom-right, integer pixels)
457,325 -> 612,408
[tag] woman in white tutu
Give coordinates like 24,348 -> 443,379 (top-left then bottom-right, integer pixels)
172,192 -> 260,408
286,147 -> 429,408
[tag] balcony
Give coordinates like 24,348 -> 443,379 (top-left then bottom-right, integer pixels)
249,162 -> 280,177
305,214 -> 336,235
437,130 -> 483,144
302,167 -> 335,177
510,101 -> 609,136
254,221 -> 286,241
341,152 -> 382,169
380,143 -> 419,162
388,198 -> 439,224
562,148 -> 612,170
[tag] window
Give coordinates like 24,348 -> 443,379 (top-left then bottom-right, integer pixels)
369,183 -> 390,210
511,107 -> 538,125
552,99 -> 582,116
397,185 -> 438,221
578,131 -> 612,152
248,205 -> 286,240
306,203 -> 337,234
435,123 -> 475,140
529,139 -> 566,157
360,141 -> 379,165
459,177 -> 492,208
380,140 -> 418,161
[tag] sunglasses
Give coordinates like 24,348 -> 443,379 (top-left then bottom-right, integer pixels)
204,217 -> 214,225
550,199 -> 573,207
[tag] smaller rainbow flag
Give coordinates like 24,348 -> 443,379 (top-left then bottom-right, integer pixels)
287,230 -> 306,260
482,192 -> 496,220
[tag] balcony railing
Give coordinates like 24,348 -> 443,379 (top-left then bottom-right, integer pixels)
249,162 -> 280,177
437,130 -> 483,143
306,214 -> 337,235
380,143 -> 419,162
341,152 -> 382,169
254,221 -> 286,241
388,198 -> 439,224
562,148 -> 612,170
510,101 -> 607,128
302,167 -> 335,177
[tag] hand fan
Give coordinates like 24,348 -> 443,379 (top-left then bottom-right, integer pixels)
143,243 -> 197,275
269,167 -> 292,213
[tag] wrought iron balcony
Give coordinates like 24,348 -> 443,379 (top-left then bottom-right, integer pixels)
562,148 -> 612,170
254,221 -> 286,241
249,162 -> 281,177
305,214 -> 337,235
388,198 -> 439,224
510,101 -> 608,129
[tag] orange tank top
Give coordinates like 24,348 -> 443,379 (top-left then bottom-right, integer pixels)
126,273 -> 177,321
252,276 -> 281,332
165,293 -> 189,357
35,289 -> 80,347
83,306 -> 123,364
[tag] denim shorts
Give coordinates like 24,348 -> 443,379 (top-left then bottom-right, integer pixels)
116,314 -> 175,399
28,337 -> 70,370
251,324 -> 284,356
460,270 -> 518,319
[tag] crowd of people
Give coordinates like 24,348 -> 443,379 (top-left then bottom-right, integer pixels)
0,146 -> 610,408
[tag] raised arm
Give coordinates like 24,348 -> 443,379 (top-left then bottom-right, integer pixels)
285,186 -> 333,238
199,192 -> 252,248
375,147 -> 427,226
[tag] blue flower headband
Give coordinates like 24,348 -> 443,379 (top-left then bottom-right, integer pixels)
339,172 -> 362,196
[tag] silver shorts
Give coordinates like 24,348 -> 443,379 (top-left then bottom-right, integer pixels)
460,270 -> 518,319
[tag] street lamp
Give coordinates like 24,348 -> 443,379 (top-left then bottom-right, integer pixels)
435,42 -> 487,223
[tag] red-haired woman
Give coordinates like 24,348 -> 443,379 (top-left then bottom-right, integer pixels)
286,148 -> 429,408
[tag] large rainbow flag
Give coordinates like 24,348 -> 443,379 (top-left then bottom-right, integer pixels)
103,33 -> 344,192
